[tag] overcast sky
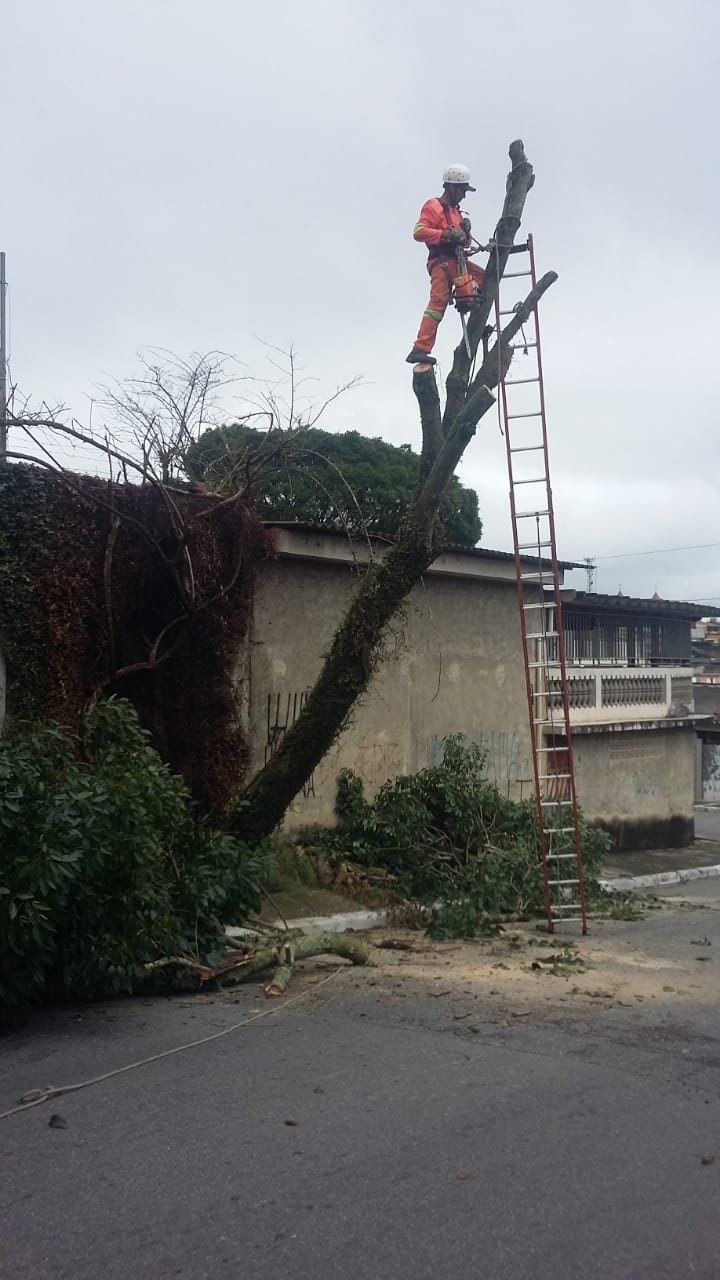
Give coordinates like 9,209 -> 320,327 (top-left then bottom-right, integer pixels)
4,0 -> 720,605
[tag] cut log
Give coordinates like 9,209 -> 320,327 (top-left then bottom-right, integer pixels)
265,964 -> 293,996
145,932 -> 370,990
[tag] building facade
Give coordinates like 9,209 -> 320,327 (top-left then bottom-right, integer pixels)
248,527 -> 541,826
248,529 -> 705,849
549,592 -> 704,848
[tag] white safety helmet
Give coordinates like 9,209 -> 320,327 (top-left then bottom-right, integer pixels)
442,164 -> 476,191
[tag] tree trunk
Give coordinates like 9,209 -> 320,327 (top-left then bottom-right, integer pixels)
145,932 -> 370,989
237,140 -> 552,840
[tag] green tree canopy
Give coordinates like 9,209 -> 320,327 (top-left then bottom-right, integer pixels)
188,424 -> 482,545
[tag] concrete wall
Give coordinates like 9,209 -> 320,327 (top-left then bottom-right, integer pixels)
249,555 -> 536,826
572,727 -> 696,849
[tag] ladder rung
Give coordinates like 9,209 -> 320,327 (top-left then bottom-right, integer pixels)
510,341 -> 537,349
507,412 -> 542,420
538,773 -> 572,781
545,826 -> 576,834
504,376 -> 539,385
521,571 -> 554,580
523,602 -> 550,610
518,540 -> 552,550
550,914 -> 584,921
499,308 -> 522,315
514,478 -> 547,487
528,660 -> 553,668
526,630 -> 559,640
515,509 -> 550,518
547,879 -> 580,888
544,852 -> 577,860
510,445 -> 544,454
502,270 -> 532,278
550,905 -> 583,914
541,797 -> 573,805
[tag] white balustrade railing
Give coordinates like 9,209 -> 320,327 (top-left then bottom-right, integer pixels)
546,667 -> 694,724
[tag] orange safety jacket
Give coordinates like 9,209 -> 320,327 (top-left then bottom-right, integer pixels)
413,197 -> 469,263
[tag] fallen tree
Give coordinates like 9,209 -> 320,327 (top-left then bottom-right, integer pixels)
237,139 -> 555,838
146,931 -> 369,995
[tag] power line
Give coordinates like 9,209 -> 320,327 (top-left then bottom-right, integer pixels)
596,541 -> 720,561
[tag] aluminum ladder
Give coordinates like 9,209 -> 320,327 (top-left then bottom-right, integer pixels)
494,235 -> 587,933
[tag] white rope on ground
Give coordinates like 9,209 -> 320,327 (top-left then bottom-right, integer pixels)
0,969 -> 341,1122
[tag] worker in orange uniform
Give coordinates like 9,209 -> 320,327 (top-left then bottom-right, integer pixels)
406,164 -> 485,365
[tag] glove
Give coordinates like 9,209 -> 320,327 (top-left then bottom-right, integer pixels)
460,216 -> 471,234
440,227 -> 466,245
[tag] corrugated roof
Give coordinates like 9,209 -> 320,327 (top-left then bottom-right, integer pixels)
560,590 -> 714,620
264,521 -> 581,571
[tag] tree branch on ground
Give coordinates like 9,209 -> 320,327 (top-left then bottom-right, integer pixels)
145,931 -> 369,994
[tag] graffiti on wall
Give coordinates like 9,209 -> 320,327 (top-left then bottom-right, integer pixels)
429,730 -> 533,797
702,741 -> 720,804
265,690 -> 315,798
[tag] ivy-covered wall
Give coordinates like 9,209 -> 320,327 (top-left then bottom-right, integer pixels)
0,463 -> 272,815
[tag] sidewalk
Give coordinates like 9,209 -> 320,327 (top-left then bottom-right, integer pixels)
602,838 -> 720,890
251,837 -> 720,937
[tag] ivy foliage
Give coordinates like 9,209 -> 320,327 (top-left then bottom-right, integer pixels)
0,462 -> 270,815
0,463 -> 56,717
0,698 -> 268,1018
188,424 -> 483,546
305,737 -> 609,930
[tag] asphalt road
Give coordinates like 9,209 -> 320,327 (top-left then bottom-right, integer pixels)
654,875 -> 720,902
2,898 -> 720,1280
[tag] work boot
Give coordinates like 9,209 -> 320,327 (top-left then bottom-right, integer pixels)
405,348 -> 436,365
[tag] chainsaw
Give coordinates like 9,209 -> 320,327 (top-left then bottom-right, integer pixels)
452,235 -> 485,358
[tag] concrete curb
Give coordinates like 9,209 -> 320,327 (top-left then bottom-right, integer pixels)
228,866 -> 720,936
600,864 -> 720,892
273,909 -> 390,934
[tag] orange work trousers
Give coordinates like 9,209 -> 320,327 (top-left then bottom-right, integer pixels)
414,258 -> 486,354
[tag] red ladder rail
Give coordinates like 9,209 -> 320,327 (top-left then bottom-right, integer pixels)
494,234 -> 587,934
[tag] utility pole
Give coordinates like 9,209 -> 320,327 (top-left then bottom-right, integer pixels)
0,252 -> 7,458
583,556 -> 596,592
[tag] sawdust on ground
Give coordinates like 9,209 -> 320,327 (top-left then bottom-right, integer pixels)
289,898 -> 720,1029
